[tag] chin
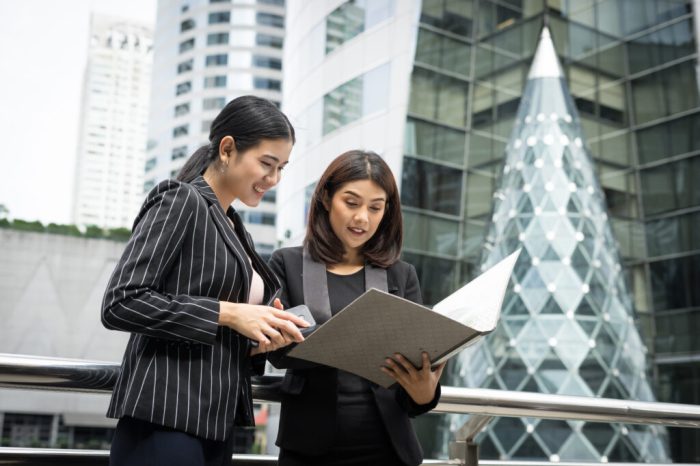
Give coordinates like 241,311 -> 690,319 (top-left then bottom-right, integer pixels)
241,197 -> 261,207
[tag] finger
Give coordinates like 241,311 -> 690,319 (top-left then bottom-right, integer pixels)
272,318 -> 304,342
421,352 -> 431,372
380,367 -> 398,380
394,354 -> 416,374
273,298 -> 284,310
273,309 -> 310,328
385,357 -> 408,376
262,325 -> 285,346
434,362 -> 447,379
254,331 -> 271,346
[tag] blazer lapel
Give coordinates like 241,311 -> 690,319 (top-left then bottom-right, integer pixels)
191,176 -> 251,301
302,247 -> 389,324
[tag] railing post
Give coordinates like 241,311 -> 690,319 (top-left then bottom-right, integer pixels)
449,415 -> 492,466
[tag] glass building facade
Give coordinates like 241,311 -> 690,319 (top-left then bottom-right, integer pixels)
401,0 -> 699,461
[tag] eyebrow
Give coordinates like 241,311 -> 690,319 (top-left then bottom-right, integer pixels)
263,154 -> 288,165
343,190 -> 386,202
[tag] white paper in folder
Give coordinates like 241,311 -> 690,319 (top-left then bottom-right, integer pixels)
287,249 -> 521,388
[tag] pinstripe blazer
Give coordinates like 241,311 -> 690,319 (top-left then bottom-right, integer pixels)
101,175 -> 280,442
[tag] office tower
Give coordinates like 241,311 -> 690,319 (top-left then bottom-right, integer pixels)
144,0 -> 286,255
72,14 -> 153,229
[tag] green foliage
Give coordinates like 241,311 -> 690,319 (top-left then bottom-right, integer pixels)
1,219 -> 130,242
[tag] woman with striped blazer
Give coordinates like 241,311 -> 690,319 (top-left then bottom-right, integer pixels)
101,96 -> 308,466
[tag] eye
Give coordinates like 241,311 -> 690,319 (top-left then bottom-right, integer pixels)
346,200 -> 358,207
261,161 -> 272,167
370,206 -> 382,212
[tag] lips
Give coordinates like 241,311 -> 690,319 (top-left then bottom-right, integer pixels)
347,226 -> 366,237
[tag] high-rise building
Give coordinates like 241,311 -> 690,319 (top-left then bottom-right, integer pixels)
72,14 -> 153,229
144,0 -> 287,255
278,0 -> 700,461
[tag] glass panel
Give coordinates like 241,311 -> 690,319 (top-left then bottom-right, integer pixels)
404,118 -> 466,165
322,64 -> 390,135
325,0 -> 394,54
401,251 -> 457,304
631,60 -> 700,125
646,211 -> 700,257
403,210 -> 459,255
641,155 -> 700,215
421,0 -> 474,37
401,156 -> 463,215
650,253 -> 700,311
655,309 -> 700,354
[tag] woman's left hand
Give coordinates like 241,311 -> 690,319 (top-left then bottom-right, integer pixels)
381,352 -> 445,405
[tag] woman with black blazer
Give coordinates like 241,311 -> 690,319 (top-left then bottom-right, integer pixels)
101,96 -> 308,466
268,150 -> 445,466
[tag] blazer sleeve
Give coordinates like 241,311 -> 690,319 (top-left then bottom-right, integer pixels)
393,263 -> 441,417
266,250 -> 322,370
101,181 -> 220,345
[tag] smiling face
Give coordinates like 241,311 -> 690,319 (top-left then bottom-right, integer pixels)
326,179 -> 388,256
224,137 -> 292,207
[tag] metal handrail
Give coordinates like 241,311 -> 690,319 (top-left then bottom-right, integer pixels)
1,353 -> 699,428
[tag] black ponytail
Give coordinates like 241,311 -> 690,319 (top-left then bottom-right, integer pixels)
176,145 -> 212,183
175,95 -> 295,183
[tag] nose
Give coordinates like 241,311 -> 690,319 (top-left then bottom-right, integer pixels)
353,207 -> 369,224
265,169 -> 280,186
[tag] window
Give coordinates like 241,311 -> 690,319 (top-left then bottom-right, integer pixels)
173,125 -> 189,138
144,178 -> 156,192
401,156 -> 462,216
404,118 -> 465,165
177,59 -> 193,74
206,54 -> 228,66
180,18 -> 195,32
650,254 -> 700,312
174,102 -> 190,117
246,212 -> 276,225
207,32 -> 229,45
256,33 -> 283,48
210,0 -> 230,2
204,75 -> 227,88
257,12 -> 284,28
253,55 -> 282,70
179,38 -> 195,53
325,0 -> 394,54
144,157 -> 157,172
262,189 -> 276,203
641,155 -> 700,216
209,11 -> 231,24
323,63 -> 390,135
171,146 -> 188,160
203,97 -> 226,110
202,120 -> 212,132
175,81 -> 192,96
254,77 -> 281,91
632,61 -> 700,125
258,0 -> 284,5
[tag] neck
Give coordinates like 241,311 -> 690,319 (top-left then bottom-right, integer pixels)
341,248 -> 364,267
203,167 -> 235,212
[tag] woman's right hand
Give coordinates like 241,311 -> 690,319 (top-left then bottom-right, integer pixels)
218,300 -> 309,349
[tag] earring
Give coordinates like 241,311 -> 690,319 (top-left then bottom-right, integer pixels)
220,160 -> 228,174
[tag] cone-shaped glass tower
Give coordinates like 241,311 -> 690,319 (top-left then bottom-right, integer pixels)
444,27 -> 669,461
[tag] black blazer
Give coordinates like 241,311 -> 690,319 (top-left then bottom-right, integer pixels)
101,176 -> 279,442
267,246 -> 440,466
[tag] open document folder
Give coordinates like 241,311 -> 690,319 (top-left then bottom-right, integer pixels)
287,249 -> 521,388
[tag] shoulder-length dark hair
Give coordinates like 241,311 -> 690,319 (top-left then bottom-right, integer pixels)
304,150 -> 402,268
176,95 -> 295,182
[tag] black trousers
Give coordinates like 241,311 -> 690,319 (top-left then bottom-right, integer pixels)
109,417 -> 235,466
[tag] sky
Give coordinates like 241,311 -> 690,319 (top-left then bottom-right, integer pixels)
0,0 -> 156,224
